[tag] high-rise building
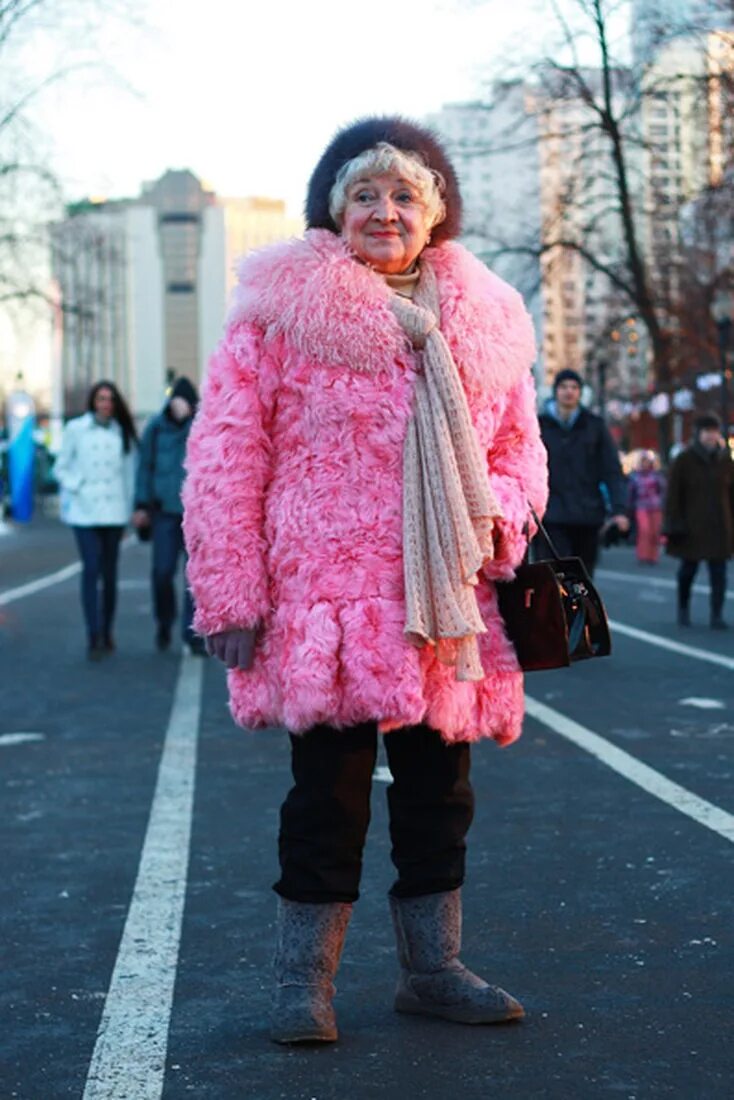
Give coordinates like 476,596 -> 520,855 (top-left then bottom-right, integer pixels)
51,172 -> 303,419
138,170 -> 216,388
529,67 -> 647,392
427,84 -> 544,381
51,200 -> 165,419
641,32 -> 734,310
631,0 -> 733,69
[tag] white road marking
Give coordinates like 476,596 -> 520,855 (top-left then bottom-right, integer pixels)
373,765 -> 393,783
525,696 -> 734,845
82,654 -> 203,1100
609,619 -> 734,672
0,732 -> 46,746
598,568 -> 733,602
0,535 -> 135,607
678,698 -> 726,710
0,561 -> 81,607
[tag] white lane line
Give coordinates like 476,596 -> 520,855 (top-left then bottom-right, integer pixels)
0,732 -> 46,746
598,568 -> 733,601
609,619 -> 734,672
525,695 -> 734,845
0,561 -> 81,607
82,654 -> 203,1100
679,697 -> 726,710
0,535 -> 135,608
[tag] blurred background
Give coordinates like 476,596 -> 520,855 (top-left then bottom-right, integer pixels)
1,0 -> 733,515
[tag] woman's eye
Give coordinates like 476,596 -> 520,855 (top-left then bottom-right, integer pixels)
354,191 -> 375,203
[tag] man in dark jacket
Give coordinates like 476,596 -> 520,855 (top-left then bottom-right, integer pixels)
536,369 -> 629,576
664,413 -> 734,629
132,377 -> 205,654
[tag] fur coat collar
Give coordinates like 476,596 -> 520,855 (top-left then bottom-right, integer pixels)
227,229 -> 535,398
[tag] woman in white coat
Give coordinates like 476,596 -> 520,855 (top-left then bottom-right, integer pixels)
55,381 -> 137,658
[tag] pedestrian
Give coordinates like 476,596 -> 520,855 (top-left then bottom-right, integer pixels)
664,413 -> 734,629
536,368 -> 629,576
54,380 -> 137,659
183,117 -> 548,1044
131,377 -> 206,655
627,450 -> 665,564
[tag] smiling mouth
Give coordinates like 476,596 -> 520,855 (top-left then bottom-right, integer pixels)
370,232 -> 401,239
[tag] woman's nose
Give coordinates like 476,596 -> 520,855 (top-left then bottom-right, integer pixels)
374,196 -> 398,221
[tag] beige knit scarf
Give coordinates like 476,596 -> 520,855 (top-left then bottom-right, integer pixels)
389,263 -> 503,682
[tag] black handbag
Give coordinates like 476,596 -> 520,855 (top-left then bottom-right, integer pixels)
496,511 -> 612,672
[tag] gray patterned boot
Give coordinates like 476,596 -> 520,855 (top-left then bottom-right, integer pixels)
389,889 -> 524,1024
270,898 -> 352,1044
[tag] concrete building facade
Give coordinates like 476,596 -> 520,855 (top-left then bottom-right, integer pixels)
427,85 -> 544,383
51,173 -> 303,420
641,33 -> 734,317
631,0 -> 733,69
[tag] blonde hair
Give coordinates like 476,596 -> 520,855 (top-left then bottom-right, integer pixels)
328,142 -> 446,231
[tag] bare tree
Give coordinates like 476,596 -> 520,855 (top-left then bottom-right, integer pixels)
453,0 -> 734,453
0,0 -> 143,317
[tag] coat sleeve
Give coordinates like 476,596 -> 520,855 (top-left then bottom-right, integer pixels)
54,421 -> 82,493
122,445 -> 136,518
663,456 -> 686,536
183,323 -> 276,636
134,420 -> 155,509
627,473 -> 638,512
483,371 -> 549,581
599,423 -> 627,515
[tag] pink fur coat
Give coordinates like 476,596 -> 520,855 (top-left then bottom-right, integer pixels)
183,229 -> 548,744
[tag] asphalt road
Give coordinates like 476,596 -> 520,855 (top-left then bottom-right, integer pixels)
1,518 -> 733,1100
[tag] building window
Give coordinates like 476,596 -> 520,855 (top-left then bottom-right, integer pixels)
160,213 -> 200,225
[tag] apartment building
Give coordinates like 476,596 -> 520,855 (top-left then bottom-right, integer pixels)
641,33 -> 734,312
427,84 -> 544,382
51,172 -> 303,419
631,0 -> 733,69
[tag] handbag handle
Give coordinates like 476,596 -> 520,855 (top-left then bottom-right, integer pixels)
526,505 -> 564,562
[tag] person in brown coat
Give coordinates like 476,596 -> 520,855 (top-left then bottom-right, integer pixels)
664,413 -> 734,628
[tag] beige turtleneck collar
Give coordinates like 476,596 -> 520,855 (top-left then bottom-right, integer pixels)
384,268 -> 420,299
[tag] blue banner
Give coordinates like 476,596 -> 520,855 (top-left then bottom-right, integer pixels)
8,395 -> 36,523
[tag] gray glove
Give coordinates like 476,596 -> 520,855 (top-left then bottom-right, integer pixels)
205,627 -> 257,670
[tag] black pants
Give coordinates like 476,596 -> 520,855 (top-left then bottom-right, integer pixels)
72,525 -> 125,642
678,559 -> 727,618
152,512 -> 194,640
534,522 -> 600,576
274,723 -> 474,904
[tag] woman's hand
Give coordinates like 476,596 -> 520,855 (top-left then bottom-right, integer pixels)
205,627 -> 258,670
131,509 -> 151,529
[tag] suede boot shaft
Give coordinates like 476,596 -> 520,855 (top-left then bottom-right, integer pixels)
270,898 -> 352,1044
389,889 -> 524,1025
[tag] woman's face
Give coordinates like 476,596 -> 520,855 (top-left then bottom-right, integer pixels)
94,387 -> 114,421
340,171 -> 432,275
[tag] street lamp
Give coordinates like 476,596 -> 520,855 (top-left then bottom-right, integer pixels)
711,291 -> 732,442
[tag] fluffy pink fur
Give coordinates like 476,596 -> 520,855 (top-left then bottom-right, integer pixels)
183,229 -> 548,744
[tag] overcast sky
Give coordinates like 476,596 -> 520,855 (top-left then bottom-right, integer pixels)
4,0 -> 634,390
28,0 -> 628,215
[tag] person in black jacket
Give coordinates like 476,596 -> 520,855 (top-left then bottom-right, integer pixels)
536,369 -> 629,575
132,377 -> 206,654
664,413 -> 734,629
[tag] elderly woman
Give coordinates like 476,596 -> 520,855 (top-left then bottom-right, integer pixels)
183,117 -> 548,1044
